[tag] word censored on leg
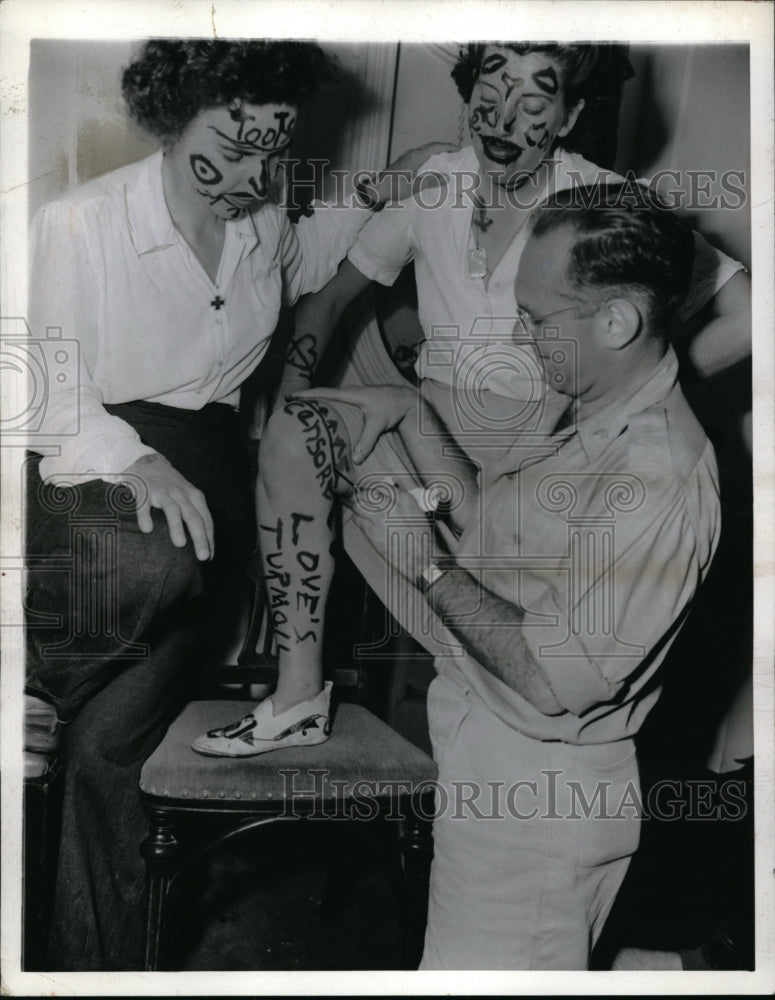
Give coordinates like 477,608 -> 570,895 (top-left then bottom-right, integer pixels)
283,397 -> 348,501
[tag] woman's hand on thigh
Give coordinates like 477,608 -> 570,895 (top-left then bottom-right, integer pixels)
121,454 -> 214,561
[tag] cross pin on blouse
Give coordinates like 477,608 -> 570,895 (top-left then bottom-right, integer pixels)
211,295 -> 225,310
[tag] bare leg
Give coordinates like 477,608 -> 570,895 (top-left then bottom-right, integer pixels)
190,395 -> 361,756
256,396 -> 355,713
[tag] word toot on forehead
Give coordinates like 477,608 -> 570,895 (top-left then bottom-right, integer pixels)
479,51 -> 561,99
211,100 -> 296,154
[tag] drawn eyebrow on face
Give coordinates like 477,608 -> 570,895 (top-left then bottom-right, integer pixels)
480,52 -> 508,76
532,66 -> 560,95
217,142 -> 257,160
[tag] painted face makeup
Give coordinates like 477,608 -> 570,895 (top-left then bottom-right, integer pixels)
174,101 -> 297,220
469,47 -> 573,188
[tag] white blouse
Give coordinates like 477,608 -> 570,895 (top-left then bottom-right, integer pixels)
30,149 -> 371,482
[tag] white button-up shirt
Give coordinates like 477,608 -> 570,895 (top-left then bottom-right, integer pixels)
30,150 -> 371,481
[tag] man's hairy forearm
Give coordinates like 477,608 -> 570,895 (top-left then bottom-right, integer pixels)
427,567 -> 564,715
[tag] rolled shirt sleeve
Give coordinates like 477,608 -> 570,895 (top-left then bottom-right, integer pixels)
347,150 -> 453,286
680,230 -> 747,321
347,199 -> 417,287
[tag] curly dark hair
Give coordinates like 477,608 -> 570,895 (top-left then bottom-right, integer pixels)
122,39 -> 339,145
452,43 -> 634,168
532,183 -> 695,330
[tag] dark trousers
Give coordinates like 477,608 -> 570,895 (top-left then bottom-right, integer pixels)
25,400 -> 254,970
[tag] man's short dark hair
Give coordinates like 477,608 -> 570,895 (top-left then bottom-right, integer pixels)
122,39 -> 338,145
531,183 -> 696,329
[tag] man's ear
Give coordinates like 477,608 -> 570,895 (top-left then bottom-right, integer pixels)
558,99 -> 585,139
596,297 -> 643,349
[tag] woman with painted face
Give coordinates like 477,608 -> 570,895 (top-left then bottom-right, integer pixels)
195,42 -> 749,756
24,38 -> 442,971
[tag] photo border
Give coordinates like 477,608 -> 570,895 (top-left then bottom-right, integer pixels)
1,1 -> 772,995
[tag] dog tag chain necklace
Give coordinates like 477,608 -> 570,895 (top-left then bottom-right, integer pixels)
468,193 -> 491,279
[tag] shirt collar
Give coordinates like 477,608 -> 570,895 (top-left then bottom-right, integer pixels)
573,348 -> 680,460
124,149 -> 261,256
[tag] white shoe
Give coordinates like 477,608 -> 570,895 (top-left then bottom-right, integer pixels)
191,681 -> 333,757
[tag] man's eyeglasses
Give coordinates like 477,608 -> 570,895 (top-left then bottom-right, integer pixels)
515,299 -> 607,337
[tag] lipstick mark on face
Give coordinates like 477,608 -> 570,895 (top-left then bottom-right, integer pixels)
501,71 -> 526,103
190,154 -> 223,185
195,181 -> 269,218
470,102 -> 499,134
230,164 -> 271,201
480,136 -> 524,165
524,122 -> 550,149
532,66 -> 559,95
480,52 -> 508,77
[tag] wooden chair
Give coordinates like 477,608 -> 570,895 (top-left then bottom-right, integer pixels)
138,541 -> 437,971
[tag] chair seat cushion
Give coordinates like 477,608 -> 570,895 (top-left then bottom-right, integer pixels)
140,700 -> 437,806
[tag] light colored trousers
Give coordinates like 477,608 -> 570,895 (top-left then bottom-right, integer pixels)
332,318 -> 640,968
419,672 -> 641,970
